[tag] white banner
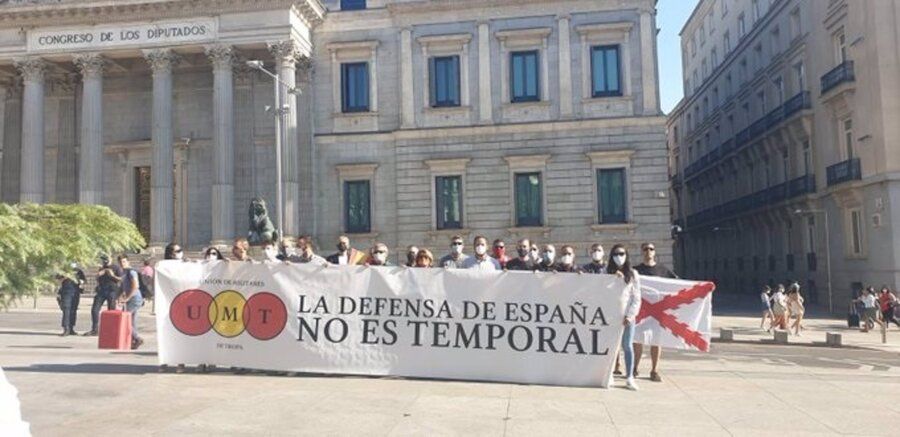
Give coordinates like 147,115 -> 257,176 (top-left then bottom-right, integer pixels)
155,261 -> 628,388
27,18 -> 217,53
634,276 -> 716,352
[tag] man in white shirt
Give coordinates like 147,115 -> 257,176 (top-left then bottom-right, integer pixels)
438,235 -> 469,269
461,236 -> 501,271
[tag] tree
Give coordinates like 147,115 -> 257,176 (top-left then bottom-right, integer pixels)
0,203 -> 145,309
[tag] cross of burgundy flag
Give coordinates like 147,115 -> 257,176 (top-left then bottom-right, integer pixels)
634,277 -> 716,352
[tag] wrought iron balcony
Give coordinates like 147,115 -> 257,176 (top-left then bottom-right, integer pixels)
821,61 -> 855,95
765,182 -> 788,204
783,91 -> 811,117
826,158 -> 862,186
788,174 -> 816,197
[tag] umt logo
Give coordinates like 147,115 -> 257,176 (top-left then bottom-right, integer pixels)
169,290 -> 287,340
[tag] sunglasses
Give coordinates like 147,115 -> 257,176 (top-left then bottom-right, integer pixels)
613,252 -> 626,256
563,252 -> 574,256
494,245 -> 505,249
451,242 -> 463,246
374,250 -> 386,254
174,248 -> 183,253
643,247 -> 655,252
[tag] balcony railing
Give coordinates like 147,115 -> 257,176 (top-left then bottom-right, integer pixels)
788,174 -> 816,197
821,61 -> 855,95
826,158 -> 862,186
783,91 -> 812,117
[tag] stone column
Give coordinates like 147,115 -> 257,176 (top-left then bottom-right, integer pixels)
14,58 -> 48,203
400,28 -> 415,128
557,15 -> 573,118
268,41 -> 301,237
477,21 -> 493,123
73,53 -> 105,205
0,85 -> 7,196
205,45 -> 236,245
143,49 -> 178,247
640,10 -> 659,114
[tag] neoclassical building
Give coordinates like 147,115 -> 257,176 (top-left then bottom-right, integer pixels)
0,0 -> 671,264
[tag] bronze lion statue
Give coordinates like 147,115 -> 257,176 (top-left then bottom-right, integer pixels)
248,197 -> 279,244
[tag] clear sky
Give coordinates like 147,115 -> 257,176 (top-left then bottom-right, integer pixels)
657,0 -> 700,114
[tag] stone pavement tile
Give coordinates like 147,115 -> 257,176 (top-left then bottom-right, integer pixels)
505,419 -> 617,436
388,416 -> 506,436
790,405 -> 900,436
508,383 -> 604,402
665,372 -> 763,394
687,392 -> 833,434
506,398 -> 610,423
727,429 -> 840,437
615,424 -> 730,436
405,394 -> 509,419
603,401 -> 721,428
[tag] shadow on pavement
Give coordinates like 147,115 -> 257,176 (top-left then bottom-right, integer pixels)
5,363 -> 160,375
0,330 -> 67,337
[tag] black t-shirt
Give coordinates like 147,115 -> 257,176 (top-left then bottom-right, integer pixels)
97,264 -> 123,290
505,258 -> 532,271
581,262 -> 606,274
635,263 -> 678,279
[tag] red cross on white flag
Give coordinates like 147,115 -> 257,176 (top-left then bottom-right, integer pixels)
634,277 -> 716,352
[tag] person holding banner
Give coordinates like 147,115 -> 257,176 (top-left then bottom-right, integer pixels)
231,238 -> 252,262
326,235 -> 366,265
581,243 -> 606,273
633,242 -> 677,382
366,243 -> 392,266
439,235 -> 469,269
404,245 -> 419,267
505,238 -> 534,271
607,244 -> 641,391
534,244 -> 559,272
289,235 -> 328,266
461,236 -> 501,271
491,239 -> 510,269
414,249 -> 434,267
555,245 -> 581,273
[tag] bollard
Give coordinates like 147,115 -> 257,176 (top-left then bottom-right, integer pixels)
773,330 -> 789,344
720,328 -> 734,341
826,332 -> 842,347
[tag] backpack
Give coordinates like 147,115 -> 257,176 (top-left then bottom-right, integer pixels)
127,268 -> 153,300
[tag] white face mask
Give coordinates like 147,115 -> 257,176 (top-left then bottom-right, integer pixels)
474,244 -> 487,256
174,252 -> 184,261
530,249 -> 539,260
451,244 -> 463,255
560,254 -> 574,265
542,251 -> 555,263
592,250 -> 604,262
264,247 -> 278,261
374,253 -> 387,264
612,254 -> 626,267
206,255 -> 217,262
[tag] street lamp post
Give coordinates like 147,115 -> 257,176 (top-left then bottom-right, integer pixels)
795,209 -> 833,314
245,60 -> 300,246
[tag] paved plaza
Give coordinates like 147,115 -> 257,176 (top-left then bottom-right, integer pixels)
1,298 -> 899,437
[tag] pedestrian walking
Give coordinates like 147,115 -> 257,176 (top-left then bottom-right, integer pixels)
771,284 -> 789,330
116,255 -> 144,350
856,287 -> 883,333
787,284 -> 805,336
607,244 -> 641,391
879,286 -> 900,329
759,285 -> 774,331
633,242 -> 676,382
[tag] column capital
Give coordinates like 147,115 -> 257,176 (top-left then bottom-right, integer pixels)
14,57 -> 49,82
72,53 -> 105,78
205,44 -> 236,71
143,49 -> 179,74
267,40 -> 301,66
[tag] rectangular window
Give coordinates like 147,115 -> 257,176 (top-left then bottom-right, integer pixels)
340,0 -> 366,10
806,216 -> 816,253
842,118 -> 854,159
435,176 -> 463,230
834,29 -> 847,63
752,0 -> 761,22
724,32 -> 731,53
341,62 -> 369,113
597,168 -> 627,223
802,140 -> 811,175
430,56 -> 460,107
699,24 -> 706,45
738,14 -> 746,38
510,50 -> 540,102
773,76 -> 784,105
850,209 -> 863,255
514,172 -> 543,226
790,8 -> 801,40
793,61 -> 805,92
343,180 -> 371,233
590,45 -> 622,97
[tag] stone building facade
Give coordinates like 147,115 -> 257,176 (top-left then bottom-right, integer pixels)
668,0 -> 900,309
0,0 -> 671,265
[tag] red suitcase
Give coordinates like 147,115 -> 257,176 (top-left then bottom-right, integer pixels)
98,310 -> 132,350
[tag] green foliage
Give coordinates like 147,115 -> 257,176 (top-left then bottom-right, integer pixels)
0,203 -> 146,309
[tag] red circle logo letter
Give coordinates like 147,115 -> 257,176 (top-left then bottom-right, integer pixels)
243,292 -> 288,341
169,289 -> 214,336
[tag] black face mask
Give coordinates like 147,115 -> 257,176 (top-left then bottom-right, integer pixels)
337,243 -> 349,252
517,248 -> 529,258
407,252 -> 417,262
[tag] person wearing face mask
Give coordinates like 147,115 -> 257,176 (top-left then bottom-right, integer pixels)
491,239 -> 510,269
261,242 -> 280,263
505,238 -> 534,271
366,243 -> 393,266
164,242 -> 186,261
555,245 -> 581,273
289,235 -> 328,266
326,235 -> 366,265
404,245 -> 419,267
632,242 -> 677,383
439,235 -> 469,269
204,247 -> 226,262
461,236 -> 501,271
581,243 -> 607,274
533,244 -> 558,272
606,244 -> 641,391
530,244 -> 540,264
